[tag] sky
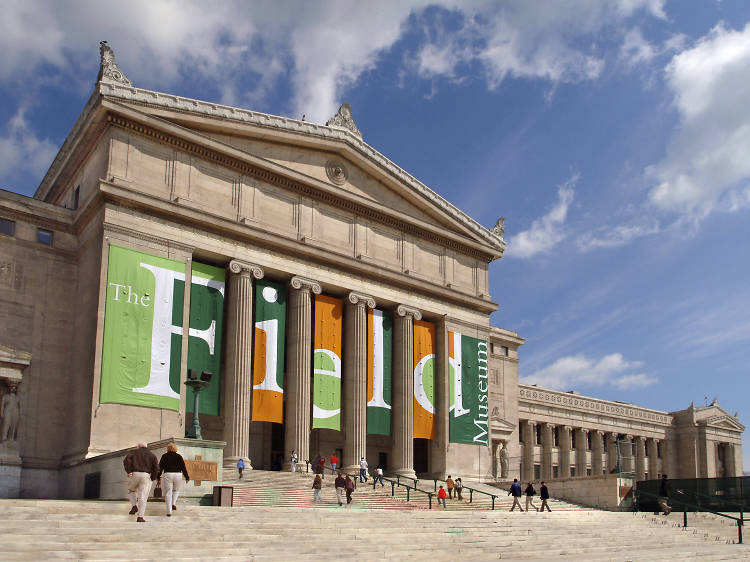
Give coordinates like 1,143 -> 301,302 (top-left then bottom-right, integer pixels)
2,1 -> 749,468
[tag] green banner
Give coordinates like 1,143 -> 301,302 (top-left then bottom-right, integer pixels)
367,308 -> 392,435
100,245 -> 185,410
449,332 -> 489,445
252,279 -> 287,423
185,262 -> 225,416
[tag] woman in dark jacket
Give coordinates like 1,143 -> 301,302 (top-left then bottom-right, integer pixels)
524,482 -> 539,512
158,442 -> 190,516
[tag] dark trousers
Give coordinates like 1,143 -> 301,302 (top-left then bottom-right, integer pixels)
346,489 -> 353,504
238,468 -> 243,478
375,475 -> 384,486
448,488 -> 453,499
359,469 -> 367,482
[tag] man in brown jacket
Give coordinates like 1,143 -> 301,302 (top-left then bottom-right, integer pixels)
123,442 -> 159,522
446,475 -> 455,499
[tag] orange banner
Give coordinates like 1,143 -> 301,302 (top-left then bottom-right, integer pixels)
313,294 -> 343,430
413,319 -> 436,440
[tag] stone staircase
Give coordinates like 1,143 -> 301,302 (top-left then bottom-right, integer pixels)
0,499 -> 748,560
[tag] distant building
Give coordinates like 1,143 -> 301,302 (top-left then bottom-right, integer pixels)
0,44 -> 742,498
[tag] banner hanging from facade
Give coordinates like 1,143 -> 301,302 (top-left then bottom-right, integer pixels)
252,279 -> 287,423
100,245 -> 185,410
184,262 -> 225,416
313,294 -> 342,430
413,319 -> 436,440
448,331 -> 489,445
367,308 -> 392,435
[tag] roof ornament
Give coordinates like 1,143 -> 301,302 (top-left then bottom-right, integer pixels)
97,41 -> 132,86
326,103 -> 362,139
491,217 -> 506,240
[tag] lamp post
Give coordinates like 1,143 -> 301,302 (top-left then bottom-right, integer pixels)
184,370 -> 212,439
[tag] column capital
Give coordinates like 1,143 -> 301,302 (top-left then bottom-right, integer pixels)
228,259 -> 264,278
289,275 -> 322,294
634,435 -> 646,443
592,429 -> 604,437
578,427 -> 589,435
348,291 -> 376,308
562,425 -> 573,432
396,304 -> 422,320
624,434 -> 634,440
524,419 -> 535,427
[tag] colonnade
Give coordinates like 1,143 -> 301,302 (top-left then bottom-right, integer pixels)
520,420 -> 665,482
222,260 -> 422,477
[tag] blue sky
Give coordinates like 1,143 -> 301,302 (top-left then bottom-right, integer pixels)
2,1 -> 749,466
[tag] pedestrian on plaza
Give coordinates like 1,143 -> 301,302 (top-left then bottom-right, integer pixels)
359,456 -> 369,482
236,457 -> 245,479
312,474 -> 322,502
158,442 -> 190,517
330,453 -> 339,473
540,481 -> 551,512
290,450 -> 298,473
317,455 -> 326,478
658,474 -> 672,515
524,482 -> 539,512
437,485 -> 447,508
455,477 -> 464,501
335,472 -> 347,506
508,478 -> 524,512
374,466 -> 384,486
123,442 -> 159,523
446,475 -> 455,499
345,474 -> 355,504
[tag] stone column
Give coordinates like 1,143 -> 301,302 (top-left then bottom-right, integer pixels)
606,433 -> 618,473
342,292 -> 375,473
592,430 -> 604,476
559,426 -> 572,478
725,444 -> 737,477
575,428 -> 588,477
223,260 -> 264,467
623,434 -> 634,473
392,304 -> 421,478
541,423 -> 554,480
522,420 -> 535,481
283,276 -> 321,470
635,436 -> 647,481
647,438 -> 659,479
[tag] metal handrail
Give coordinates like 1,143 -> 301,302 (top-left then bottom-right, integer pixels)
431,478 -> 499,510
635,488 -> 744,544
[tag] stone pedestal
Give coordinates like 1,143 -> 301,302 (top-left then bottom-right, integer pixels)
0,442 -> 21,498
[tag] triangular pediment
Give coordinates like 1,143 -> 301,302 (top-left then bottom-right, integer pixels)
705,415 -> 745,432
100,87 -> 504,258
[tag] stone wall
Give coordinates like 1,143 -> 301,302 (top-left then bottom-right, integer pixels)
538,474 -> 634,511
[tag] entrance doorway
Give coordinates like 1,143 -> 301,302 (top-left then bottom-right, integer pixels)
414,439 -> 429,474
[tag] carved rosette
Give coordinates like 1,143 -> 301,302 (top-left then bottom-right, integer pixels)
325,103 -> 362,138
325,160 -> 348,186
347,291 -> 376,309
97,41 -> 132,86
228,260 -> 264,279
289,276 -> 322,295
395,304 -> 422,320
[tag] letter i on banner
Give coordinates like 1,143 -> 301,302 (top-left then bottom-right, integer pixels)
313,295 -> 342,430
367,308 -> 392,435
413,320 -> 436,440
448,331 -> 489,445
252,280 -> 287,423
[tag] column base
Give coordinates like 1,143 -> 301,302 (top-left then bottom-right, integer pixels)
393,468 -> 417,480
341,464 -> 360,477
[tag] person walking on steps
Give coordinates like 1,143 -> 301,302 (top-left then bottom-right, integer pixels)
359,457 -> 369,482
312,474 -> 322,502
508,478 -> 524,512
290,450 -> 298,473
437,485 -> 447,508
335,472 -> 346,506
236,457 -> 245,479
317,455 -> 326,478
345,474 -> 355,505
158,442 -> 190,517
446,475 -> 455,499
330,453 -> 339,473
455,477 -> 464,501
524,482 -> 539,512
658,474 -> 672,515
540,481 -> 551,512
123,442 -> 159,523
374,466 -> 384,486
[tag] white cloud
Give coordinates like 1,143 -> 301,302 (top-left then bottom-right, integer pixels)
505,174 -> 576,259
0,108 -> 58,186
647,22 -> 750,220
576,218 -> 660,252
521,352 -> 656,391
620,28 -> 657,66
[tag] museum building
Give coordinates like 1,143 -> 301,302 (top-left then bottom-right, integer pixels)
0,44 -> 743,498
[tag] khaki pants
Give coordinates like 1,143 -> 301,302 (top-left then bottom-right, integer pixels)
541,499 -> 551,512
127,472 -> 152,517
162,472 -> 183,514
510,497 -> 523,511
336,487 -> 345,506
525,496 -> 538,511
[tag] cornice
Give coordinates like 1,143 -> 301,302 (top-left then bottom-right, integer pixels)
104,112 -> 496,263
98,82 -> 505,255
103,222 -> 194,255
518,384 -> 672,425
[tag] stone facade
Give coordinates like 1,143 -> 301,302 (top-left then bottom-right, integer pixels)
0,45 -> 743,497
